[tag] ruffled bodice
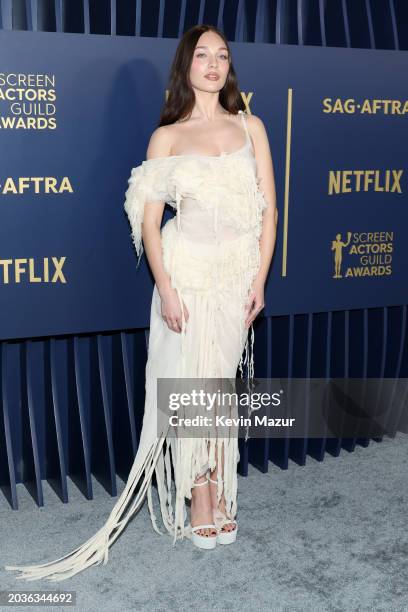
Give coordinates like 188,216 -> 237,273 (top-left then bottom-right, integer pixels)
124,110 -> 268,268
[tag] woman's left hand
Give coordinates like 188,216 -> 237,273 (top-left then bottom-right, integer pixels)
244,278 -> 265,328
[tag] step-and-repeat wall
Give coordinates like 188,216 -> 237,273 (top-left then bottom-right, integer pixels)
1,30 -> 407,340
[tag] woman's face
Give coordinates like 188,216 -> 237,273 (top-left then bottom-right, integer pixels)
189,31 -> 230,94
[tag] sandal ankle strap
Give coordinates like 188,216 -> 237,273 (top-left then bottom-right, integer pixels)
207,475 -> 224,484
192,478 -> 209,487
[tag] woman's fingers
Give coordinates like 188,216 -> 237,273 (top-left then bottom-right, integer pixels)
245,299 -> 264,327
168,316 -> 181,333
171,301 -> 189,332
160,290 -> 189,333
165,305 -> 189,333
245,292 -> 255,312
245,296 -> 257,326
183,302 -> 189,322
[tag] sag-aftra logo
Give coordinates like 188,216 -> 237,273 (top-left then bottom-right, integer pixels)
0,177 -> 73,194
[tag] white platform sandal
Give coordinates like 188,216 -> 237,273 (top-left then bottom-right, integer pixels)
190,478 -> 218,550
207,475 -> 238,545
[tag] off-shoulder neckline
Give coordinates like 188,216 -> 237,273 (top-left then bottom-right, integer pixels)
143,110 -> 254,164
143,140 -> 252,163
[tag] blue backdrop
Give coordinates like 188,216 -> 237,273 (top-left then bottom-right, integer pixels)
1,29 -> 407,341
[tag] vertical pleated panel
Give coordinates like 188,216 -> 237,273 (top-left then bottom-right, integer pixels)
0,343 -> 18,508
0,0 -> 12,29
45,338 -> 69,502
394,0 -> 408,50
254,0 -> 277,44
369,0 -> 397,49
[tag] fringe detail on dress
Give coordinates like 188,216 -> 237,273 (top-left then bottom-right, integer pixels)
159,285 -> 240,544
159,433 -> 239,545
4,278 -> 242,582
4,422 -> 241,583
4,433 -> 167,582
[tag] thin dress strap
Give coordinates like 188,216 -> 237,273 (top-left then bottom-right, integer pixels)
238,110 -> 252,148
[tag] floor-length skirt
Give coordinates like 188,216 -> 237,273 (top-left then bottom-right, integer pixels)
5,234 -> 253,581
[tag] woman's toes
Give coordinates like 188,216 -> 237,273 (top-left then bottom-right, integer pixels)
221,523 -> 235,532
195,528 -> 216,538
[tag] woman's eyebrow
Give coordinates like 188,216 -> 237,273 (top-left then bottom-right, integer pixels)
195,45 -> 228,51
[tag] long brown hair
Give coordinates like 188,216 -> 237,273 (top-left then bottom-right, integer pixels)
158,24 -> 245,126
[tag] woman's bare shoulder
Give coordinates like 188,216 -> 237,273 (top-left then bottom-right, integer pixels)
146,124 -> 177,160
244,113 -> 270,151
245,112 -> 266,133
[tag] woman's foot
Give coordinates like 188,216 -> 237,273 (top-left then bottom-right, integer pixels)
190,473 -> 217,539
208,470 -> 237,533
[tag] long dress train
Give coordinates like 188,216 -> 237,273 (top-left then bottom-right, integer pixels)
5,110 -> 268,581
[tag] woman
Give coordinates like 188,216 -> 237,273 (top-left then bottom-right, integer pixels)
5,24 -> 277,581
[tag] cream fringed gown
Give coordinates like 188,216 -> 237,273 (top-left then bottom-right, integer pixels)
5,110 -> 268,582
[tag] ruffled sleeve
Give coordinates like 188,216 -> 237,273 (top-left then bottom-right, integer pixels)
124,158 -> 176,268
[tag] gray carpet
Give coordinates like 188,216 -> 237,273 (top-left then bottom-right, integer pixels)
1,433 -> 408,612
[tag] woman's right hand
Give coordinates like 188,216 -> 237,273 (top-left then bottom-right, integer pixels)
159,286 -> 189,333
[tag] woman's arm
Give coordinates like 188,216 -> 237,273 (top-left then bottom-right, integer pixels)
244,114 -> 278,327
141,126 -> 173,295
142,126 -> 189,332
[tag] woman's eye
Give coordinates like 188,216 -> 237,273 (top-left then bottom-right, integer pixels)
196,52 -> 228,60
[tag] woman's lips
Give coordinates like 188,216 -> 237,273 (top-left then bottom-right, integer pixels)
205,74 -> 219,81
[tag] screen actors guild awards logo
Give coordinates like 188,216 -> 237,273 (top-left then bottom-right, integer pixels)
330,231 -> 393,279
331,232 -> 352,278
